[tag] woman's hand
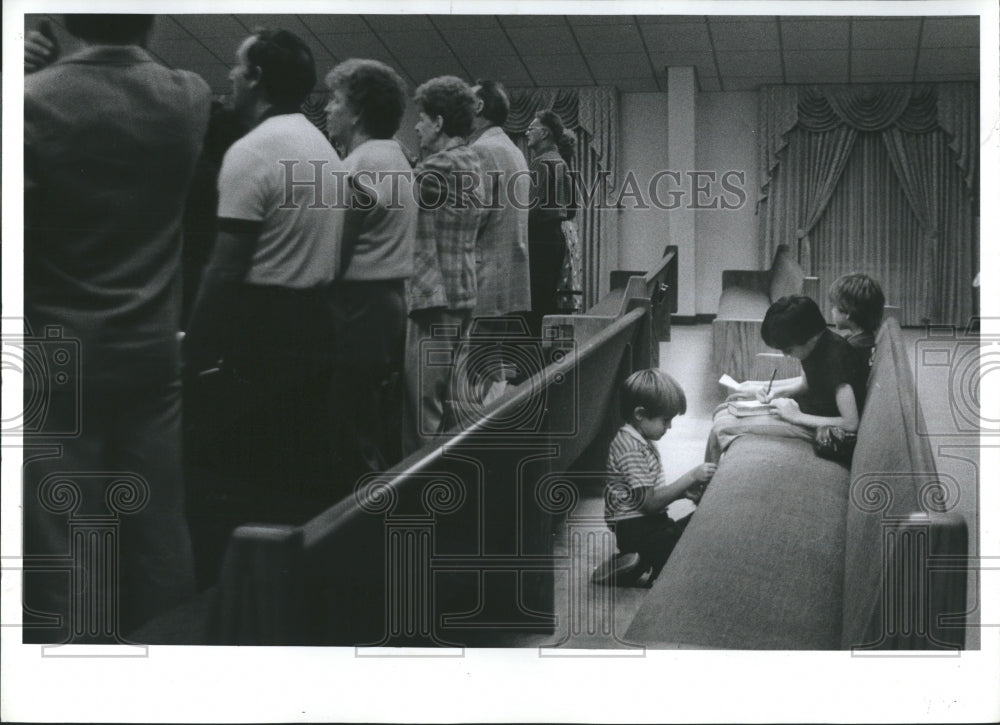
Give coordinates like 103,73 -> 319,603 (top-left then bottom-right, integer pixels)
771,397 -> 801,423
691,462 -> 718,483
755,388 -> 776,404
25,24 -> 59,73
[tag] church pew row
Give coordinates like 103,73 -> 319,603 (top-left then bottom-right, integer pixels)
204,260 -> 672,646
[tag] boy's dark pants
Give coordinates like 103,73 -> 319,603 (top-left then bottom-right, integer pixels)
613,513 -> 690,580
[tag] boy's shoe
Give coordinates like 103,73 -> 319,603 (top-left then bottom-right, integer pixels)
590,552 -> 642,585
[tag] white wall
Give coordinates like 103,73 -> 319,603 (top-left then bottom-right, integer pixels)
617,89 -> 759,315
694,91 -> 759,315
618,93 -> 671,272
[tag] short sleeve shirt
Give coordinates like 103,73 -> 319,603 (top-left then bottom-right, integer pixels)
797,328 -> 867,416
605,424 -> 666,522
218,113 -> 345,288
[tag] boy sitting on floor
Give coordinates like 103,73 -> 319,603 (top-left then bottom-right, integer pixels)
593,369 -> 717,588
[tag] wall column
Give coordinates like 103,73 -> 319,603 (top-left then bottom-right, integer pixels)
666,66 -> 696,317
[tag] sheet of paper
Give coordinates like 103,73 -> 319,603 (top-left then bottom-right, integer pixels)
718,373 -> 741,390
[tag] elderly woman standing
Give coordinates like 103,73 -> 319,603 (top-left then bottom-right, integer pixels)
401,76 -> 484,455
325,58 -> 417,486
526,110 -> 574,338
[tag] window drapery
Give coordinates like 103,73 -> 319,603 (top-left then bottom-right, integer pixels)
757,83 -> 978,326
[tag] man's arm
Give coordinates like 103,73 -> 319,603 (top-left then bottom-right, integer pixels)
183,220 -> 260,372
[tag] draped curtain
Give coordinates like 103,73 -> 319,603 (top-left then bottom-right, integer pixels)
757,83 -> 978,326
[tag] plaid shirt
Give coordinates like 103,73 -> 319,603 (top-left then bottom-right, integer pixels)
407,141 -> 484,312
605,424 -> 667,522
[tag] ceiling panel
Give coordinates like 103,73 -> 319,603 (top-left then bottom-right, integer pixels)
71,12 -> 981,97
431,15 -> 501,31
851,18 -> 922,49
709,19 -> 780,50
615,76 -> 661,92
316,32 -> 391,61
852,49 -> 918,77
587,54 -> 654,80
505,25 -> 578,55
301,15 -> 370,35
715,51 -> 783,77
363,14 -> 436,33
639,22 -> 711,52
649,51 -> 717,82
173,14 -> 248,38
921,17 -> 979,47
724,76 -> 782,91
916,47 -> 979,75
784,49 -> 848,77
378,31 -> 455,58
499,15 -> 571,28
572,24 -> 644,54
440,29 -> 518,57
462,55 -> 534,85
779,18 -> 850,50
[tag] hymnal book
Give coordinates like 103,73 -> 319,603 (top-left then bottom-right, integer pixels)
727,400 -> 776,417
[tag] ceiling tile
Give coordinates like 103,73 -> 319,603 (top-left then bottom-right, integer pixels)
440,29 -> 517,57
649,51 -> 716,80
722,76 -> 781,92
152,37 -> 226,68
573,23 -> 644,53
780,18 -> 850,50
521,54 -> 593,84
614,76 -> 661,92
236,15 -> 311,35
697,75 -> 722,92
852,76 -> 915,84
917,47 -> 979,75
568,15 -> 637,26
506,25 -> 579,55
852,49 -> 917,77
499,15 -> 570,28
378,31 -> 455,58
430,16 -> 501,31
462,56 -> 534,86
785,67 -> 847,83
784,50 -> 848,76
639,22 -> 711,52
150,16 -> 189,39
715,51 -> 782,77
300,15 -> 370,35
851,18 -> 921,49
399,56 -> 467,84
921,16 -> 979,47
316,33 -> 391,61
708,20 -> 780,50
638,15 -> 705,24
587,54 -> 653,80
172,14 -> 247,38
363,14 -> 435,33
913,73 -> 978,82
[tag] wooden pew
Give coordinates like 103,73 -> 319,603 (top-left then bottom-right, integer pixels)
206,280 -> 655,646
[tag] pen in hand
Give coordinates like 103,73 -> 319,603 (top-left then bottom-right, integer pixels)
765,368 -> 777,398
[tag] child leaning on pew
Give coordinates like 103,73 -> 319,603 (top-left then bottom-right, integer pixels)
829,272 -> 885,372
592,369 -> 717,588
705,295 -> 868,463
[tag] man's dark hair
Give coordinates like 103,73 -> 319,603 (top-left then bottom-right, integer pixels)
245,29 -> 316,113
64,14 -> 154,45
413,76 -> 476,138
326,59 -> 407,139
761,295 -> 828,350
474,79 -> 510,127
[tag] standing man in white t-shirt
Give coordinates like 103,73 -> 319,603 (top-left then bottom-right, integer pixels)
185,29 -> 345,527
